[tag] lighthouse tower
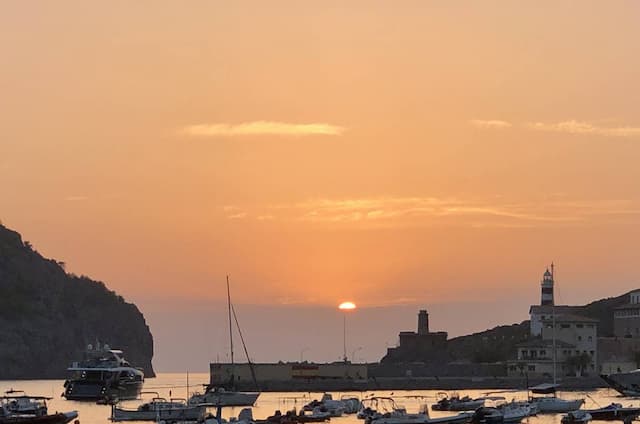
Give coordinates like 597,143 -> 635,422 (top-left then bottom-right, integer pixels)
540,264 -> 554,306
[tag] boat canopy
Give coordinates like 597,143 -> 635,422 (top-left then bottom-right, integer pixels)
529,383 -> 559,394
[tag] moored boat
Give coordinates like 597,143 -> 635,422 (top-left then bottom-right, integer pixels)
528,384 -> 584,413
0,392 -> 78,424
562,410 -> 592,424
432,393 -> 485,412
63,343 -> 144,401
110,393 -> 206,422
601,370 -> 640,397
584,403 -> 640,421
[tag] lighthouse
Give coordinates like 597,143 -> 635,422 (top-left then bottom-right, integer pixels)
540,264 -> 554,306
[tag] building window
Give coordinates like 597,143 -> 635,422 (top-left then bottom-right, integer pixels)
577,324 -> 584,328
588,336 -> 592,342
528,365 -> 535,371
561,324 -> 570,328
539,350 -> 546,356
578,336 -> 582,341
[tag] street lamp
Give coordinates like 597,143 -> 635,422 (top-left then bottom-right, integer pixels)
300,347 -> 310,362
351,346 -> 363,363
338,301 -> 356,363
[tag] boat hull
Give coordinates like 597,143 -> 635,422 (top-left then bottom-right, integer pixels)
191,391 -> 259,407
112,405 -> 205,422
0,411 -> 78,424
601,373 -> 640,397
532,398 -> 584,413
63,380 -> 143,401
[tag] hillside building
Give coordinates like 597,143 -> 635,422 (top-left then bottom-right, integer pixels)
613,290 -> 640,338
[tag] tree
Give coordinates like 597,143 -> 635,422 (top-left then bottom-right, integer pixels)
565,353 -> 592,377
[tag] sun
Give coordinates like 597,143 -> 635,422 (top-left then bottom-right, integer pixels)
338,301 -> 356,310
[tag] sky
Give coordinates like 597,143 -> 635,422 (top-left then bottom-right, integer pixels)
2,1 -> 640,372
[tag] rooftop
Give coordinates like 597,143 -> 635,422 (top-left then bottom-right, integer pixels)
540,314 -> 599,323
529,305 -> 584,314
516,338 -> 575,348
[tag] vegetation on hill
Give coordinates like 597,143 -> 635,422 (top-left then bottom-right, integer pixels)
0,224 -> 154,379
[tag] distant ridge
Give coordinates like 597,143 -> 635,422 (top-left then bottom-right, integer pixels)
0,223 -> 154,379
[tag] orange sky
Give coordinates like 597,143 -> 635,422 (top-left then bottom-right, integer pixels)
2,1 -> 640,370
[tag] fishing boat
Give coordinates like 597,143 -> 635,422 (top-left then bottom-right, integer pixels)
188,277 -> 260,407
584,403 -> 640,421
62,343 -> 144,401
110,392 -> 206,422
431,393 -> 485,411
561,410 -> 592,424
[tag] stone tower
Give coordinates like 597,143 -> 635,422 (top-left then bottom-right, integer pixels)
417,309 -> 429,335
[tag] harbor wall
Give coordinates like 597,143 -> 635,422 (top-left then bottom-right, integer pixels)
229,375 -> 605,392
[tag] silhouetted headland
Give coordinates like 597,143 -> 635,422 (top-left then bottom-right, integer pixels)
0,223 -> 154,379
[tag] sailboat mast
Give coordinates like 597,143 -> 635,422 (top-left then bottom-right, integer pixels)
227,276 -> 235,375
551,262 -> 557,384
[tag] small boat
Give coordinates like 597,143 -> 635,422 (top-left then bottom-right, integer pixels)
528,384 -> 584,413
189,387 -> 260,408
470,406 -> 528,424
584,403 -> 640,421
432,393 -> 485,412
2,391 -> 49,417
0,392 -> 78,424
366,399 -> 471,424
562,410 -> 592,424
302,394 -> 345,417
0,411 -> 79,424
110,393 -> 206,422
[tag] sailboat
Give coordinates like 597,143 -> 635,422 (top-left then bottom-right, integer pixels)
189,277 -> 260,407
529,264 -> 584,413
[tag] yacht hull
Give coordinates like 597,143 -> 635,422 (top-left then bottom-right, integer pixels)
601,372 -> 640,397
63,380 -> 143,401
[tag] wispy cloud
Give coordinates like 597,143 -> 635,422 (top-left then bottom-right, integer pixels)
183,121 -> 345,137
527,120 -> 640,137
470,118 -> 640,138
469,119 -> 512,129
229,196 -> 640,229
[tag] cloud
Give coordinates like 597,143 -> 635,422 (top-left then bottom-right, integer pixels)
183,121 -> 345,137
234,196 -> 640,229
527,120 -> 640,137
469,119 -> 512,129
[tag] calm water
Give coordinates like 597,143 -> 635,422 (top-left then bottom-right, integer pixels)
0,373 -> 637,424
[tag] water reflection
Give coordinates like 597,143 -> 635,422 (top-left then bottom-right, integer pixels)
0,374 -> 637,424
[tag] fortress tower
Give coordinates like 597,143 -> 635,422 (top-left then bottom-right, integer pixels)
417,309 -> 429,335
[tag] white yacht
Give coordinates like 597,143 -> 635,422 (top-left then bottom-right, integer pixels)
63,344 -> 144,401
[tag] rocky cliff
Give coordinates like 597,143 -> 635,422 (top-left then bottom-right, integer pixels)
0,224 -> 154,379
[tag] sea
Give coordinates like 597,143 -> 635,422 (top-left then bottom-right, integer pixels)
0,373 -> 636,424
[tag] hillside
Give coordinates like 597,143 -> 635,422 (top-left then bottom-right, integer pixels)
0,224 -> 154,379
445,291 -> 636,363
